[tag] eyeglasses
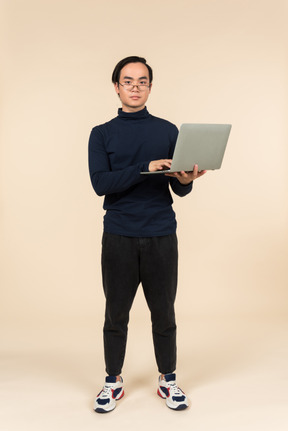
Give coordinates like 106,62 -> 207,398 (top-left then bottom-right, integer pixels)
119,82 -> 150,91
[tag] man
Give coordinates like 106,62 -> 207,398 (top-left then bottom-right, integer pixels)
88,56 -> 206,413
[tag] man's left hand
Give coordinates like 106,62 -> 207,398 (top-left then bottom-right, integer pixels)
165,164 -> 207,185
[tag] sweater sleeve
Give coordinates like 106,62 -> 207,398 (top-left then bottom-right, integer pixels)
88,127 -> 149,196
169,177 -> 193,197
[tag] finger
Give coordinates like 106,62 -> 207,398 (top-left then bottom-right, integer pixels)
155,161 -> 172,171
165,172 -> 178,178
163,160 -> 172,167
197,170 -> 207,177
156,160 -> 170,169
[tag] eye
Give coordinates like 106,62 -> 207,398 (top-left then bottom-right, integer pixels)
140,81 -> 148,85
124,80 -> 131,85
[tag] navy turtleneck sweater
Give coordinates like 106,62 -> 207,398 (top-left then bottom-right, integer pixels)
88,107 -> 193,237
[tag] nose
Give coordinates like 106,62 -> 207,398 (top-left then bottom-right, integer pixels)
131,84 -> 140,92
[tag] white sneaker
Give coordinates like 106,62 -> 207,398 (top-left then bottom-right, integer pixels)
94,376 -> 124,413
157,373 -> 188,410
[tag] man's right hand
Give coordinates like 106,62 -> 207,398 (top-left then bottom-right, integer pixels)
148,159 -> 172,172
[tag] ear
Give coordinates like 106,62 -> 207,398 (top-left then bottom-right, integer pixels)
148,83 -> 152,94
114,82 -> 120,96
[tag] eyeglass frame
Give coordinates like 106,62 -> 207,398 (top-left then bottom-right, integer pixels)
118,82 -> 151,91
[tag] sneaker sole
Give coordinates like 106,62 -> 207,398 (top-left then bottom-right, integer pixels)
167,403 -> 188,411
94,407 -> 114,414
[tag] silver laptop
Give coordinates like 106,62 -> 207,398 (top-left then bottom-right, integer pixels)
141,123 -> 232,174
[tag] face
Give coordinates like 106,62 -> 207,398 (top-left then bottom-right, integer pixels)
114,62 -> 152,112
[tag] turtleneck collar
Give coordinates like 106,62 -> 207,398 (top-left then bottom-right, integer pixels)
118,106 -> 150,120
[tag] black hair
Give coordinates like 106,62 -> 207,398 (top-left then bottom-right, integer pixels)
112,56 -> 153,84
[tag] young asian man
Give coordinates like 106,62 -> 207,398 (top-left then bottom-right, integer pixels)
88,56 -> 206,413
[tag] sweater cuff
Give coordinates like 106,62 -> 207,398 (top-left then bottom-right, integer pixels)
140,161 -> 150,173
178,180 -> 193,187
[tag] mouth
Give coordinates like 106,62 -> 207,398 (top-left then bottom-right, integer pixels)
130,96 -> 141,100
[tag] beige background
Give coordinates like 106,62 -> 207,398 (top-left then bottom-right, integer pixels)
1,0 -> 288,430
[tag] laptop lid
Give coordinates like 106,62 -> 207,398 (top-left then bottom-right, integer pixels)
141,123 -> 231,174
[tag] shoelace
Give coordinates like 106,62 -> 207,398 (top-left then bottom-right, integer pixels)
100,384 -> 114,398
167,382 -> 183,396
